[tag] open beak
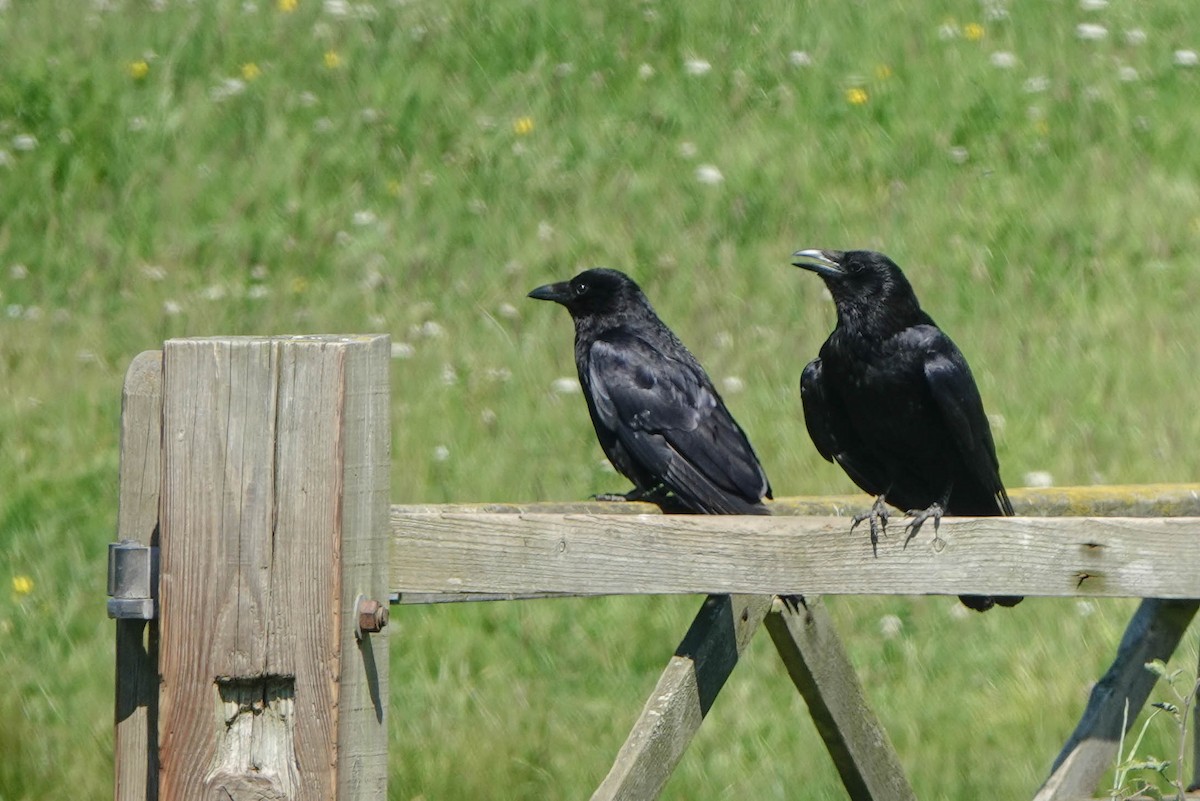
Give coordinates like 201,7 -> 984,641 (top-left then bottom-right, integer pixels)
527,281 -> 571,303
791,249 -> 846,279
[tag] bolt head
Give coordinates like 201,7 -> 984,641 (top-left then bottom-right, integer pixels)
357,598 -> 389,633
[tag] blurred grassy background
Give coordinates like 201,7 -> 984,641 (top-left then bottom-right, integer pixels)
2,0 -> 1198,798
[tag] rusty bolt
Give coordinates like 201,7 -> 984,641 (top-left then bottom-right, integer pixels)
357,598 -> 389,634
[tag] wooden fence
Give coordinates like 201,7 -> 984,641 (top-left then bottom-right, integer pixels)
110,336 -> 1200,801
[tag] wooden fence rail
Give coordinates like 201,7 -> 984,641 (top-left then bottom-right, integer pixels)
389,512 -> 1200,600
111,338 -> 1200,801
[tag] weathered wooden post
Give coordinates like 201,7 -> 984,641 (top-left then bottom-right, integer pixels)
153,335 -> 390,801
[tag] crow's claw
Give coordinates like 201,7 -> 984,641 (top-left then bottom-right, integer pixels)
850,495 -> 890,557
593,492 -> 633,502
903,502 -> 944,549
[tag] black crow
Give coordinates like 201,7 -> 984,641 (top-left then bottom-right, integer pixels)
791,249 -> 1019,612
528,268 -> 772,515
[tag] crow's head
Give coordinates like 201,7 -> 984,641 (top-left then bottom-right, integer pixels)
791,249 -> 921,326
528,268 -> 646,319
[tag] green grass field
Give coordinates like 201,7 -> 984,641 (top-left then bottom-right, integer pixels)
2,0 -> 1199,798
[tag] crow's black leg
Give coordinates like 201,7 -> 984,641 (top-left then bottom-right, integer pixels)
902,502 -> 944,548
850,494 -> 890,557
903,484 -> 952,548
593,485 -> 668,503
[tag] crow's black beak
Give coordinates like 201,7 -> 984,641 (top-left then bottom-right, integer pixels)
791,249 -> 846,279
527,281 -> 572,303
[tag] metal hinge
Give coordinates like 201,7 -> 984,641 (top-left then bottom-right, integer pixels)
107,540 -> 158,620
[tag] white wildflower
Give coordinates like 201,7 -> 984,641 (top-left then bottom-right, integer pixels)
247,285 -> 270,299
695,164 -> 724,185
9,264 -> 28,279
638,63 -> 655,80
1123,28 -> 1146,46
324,0 -> 349,15
1079,0 -> 1107,9
982,1 -> 1008,21
163,300 -> 182,316
200,284 -> 226,301
1076,600 -> 1096,617
440,364 -> 457,385
1023,76 -> 1050,93
1024,470 -> 1054,488
480,408 -> 497,427
1174,50 -> 1199,67
1117,65 -> 1139,82
721,376 -> 745,394
678,141 -> 698,159
351,209 -> 377,226
12,134 -> 37,151
496,302 -> 519,319
948,146 -> 969,164
684,58 -> 712,76
937,22 -> 959,40
140,265 -> 166,281
0,150 -> 12,168
537,220 -> 554,242
551,377 -> 580,395
420,320 -> 445,339
210,78 -> 247,102
1075,23 -> 1108,41
391,341 -> 415,359
990,51 -> 1018,69
788,50 -> 813,67
879,614 -> 903,639
432,445 -> 450,462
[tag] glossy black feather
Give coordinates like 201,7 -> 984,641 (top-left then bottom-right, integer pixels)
530,268 -> 772,515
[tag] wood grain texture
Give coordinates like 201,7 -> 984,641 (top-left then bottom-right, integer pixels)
592,595 -> 772,801
157,336 -> 389,801
766,597 -> 916,801
114,350 -> 163,801
391,512 -> 1200,600
1035,599 -> 1200,801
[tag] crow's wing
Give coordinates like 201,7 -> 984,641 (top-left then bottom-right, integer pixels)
923,341 -> 1013,516
585,332 -> 770,513
800,357 -> 891,497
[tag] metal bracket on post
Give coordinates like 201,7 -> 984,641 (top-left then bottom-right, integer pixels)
107,540 -> 158,620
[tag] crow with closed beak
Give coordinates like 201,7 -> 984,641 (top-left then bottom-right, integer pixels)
529,268 -> 772,515
791,249 -> 1020,612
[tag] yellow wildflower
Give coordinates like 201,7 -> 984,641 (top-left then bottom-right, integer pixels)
846,87 -> 869,106
128,60 -> 150,80
386,179 -> 402,197
965,23 -> 985,41
874,64 -> 892,80
513,116 -> 535,135
1034,119 -> 1050,136
12,575 -> 33,595
290,276 -> 309,294
278,0 -> 298,11
324,50 -> 342,69
241,63 -> 261,81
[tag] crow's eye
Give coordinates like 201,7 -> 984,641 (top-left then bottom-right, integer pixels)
575,282 -> 589,295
